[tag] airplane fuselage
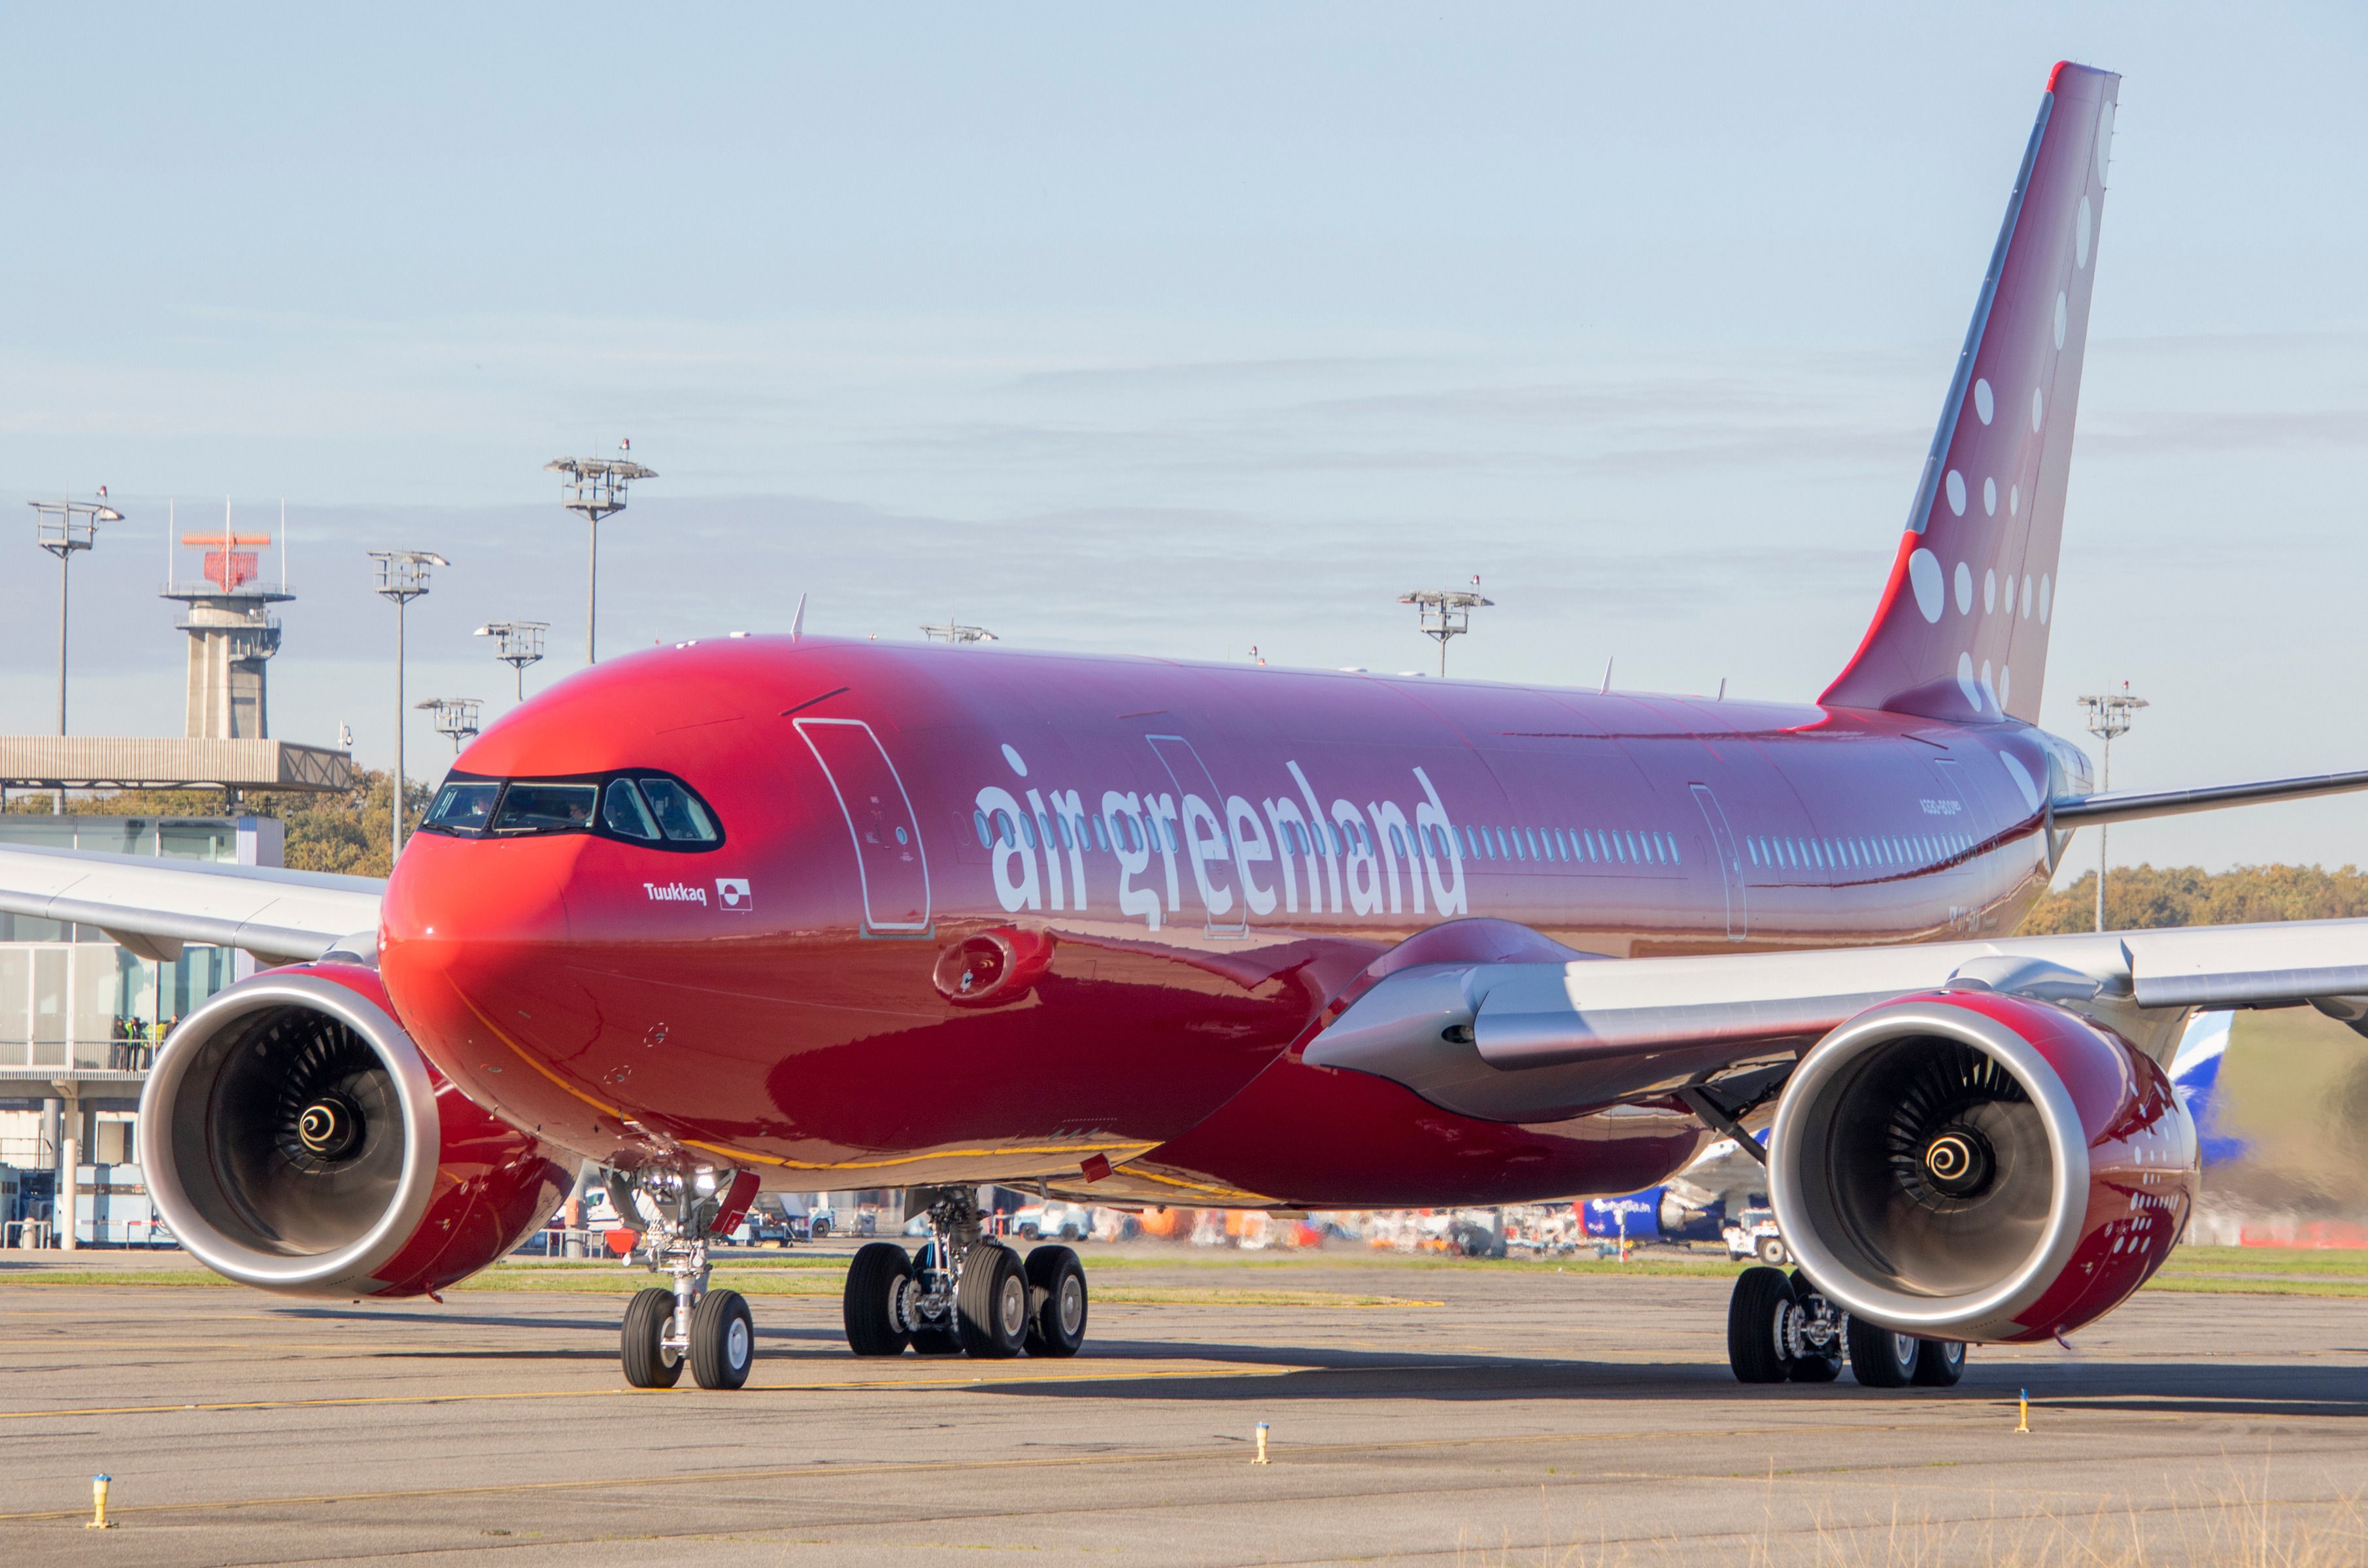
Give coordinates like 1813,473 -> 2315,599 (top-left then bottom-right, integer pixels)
379,635 -> 2088,1209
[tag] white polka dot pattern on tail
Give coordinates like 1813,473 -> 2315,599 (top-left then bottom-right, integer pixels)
2055,293 -> 2067,350
1974,379 -> 1994,424
1957,652 -> 1981,711
1984,569 -> 1997,612
1946,470 -> 1967,516
1984,476 -> 1997,516
2021,576 -> 2033,619
2076,197 -> 2092,268
1909,549 -> 1944,623
1954,561 -> 1972,616
2039,575 -> 2052,624
2031,388 -> 2044,431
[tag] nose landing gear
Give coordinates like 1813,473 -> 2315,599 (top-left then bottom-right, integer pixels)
609,1165 -> 758,1390
840,1186 -> 1092,1360
1724,1264 -> 1965,1392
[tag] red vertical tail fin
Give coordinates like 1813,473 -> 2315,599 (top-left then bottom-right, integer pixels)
1821,62 -> 2119,724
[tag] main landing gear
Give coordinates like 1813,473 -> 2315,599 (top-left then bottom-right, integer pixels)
611,1167 -> 757,1391
842,1185 -> 1090,1359
1726,1265 -> 1965,1390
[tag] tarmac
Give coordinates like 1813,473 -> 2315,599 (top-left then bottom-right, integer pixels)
3,1244 -> 2364,1567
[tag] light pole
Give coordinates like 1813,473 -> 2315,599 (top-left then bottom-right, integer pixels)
371,550 -> 447,861
2077,684 -> 2148,933
30,495 -> 121,812
545,446 -> 655,666
1397,580 -> 1493,677
475,620 -> 549,701
416,697 -> 482,752
30,495 -> 122,736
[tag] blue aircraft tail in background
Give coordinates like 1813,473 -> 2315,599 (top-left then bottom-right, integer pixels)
2170,1010 -> 2246,1166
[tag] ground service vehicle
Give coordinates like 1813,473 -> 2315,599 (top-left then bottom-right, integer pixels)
7,61 -> 2366,1392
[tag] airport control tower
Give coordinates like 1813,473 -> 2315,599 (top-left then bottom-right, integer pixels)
161,510 -> 292,739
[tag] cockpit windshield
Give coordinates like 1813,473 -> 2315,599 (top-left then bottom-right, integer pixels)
420,771 -> 724,849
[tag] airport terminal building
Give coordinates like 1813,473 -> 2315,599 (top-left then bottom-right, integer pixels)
0,812 -> 277,1245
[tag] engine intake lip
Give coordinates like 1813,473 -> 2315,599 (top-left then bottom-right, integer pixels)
1769,999 -> 2090,1336
137,971 -> 441,1294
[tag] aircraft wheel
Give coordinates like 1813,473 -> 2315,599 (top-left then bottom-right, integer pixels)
1846,1318 -> 1920,1388
1023,1244 -> 1089,1358
1912,1338 -> 1967,1387
843,1241 -> 913,1357
955,1241 -> 1028,1359
622,1286 -> 685,1388
1725,1265 -> 1795,1384
1784,1271 -> 1842,1382
690,1287 -> 754,1390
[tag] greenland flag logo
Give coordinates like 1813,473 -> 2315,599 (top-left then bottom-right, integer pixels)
715,877 -> 753,912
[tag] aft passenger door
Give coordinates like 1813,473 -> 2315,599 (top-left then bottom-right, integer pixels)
795,718 -> 932,933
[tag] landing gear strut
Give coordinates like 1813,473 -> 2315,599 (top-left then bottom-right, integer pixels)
840,1186 -> 1091,1359
1724,1265 -> 1965,1390
610,1166 -> 757,1390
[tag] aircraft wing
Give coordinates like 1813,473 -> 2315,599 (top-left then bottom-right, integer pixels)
1309,918 -> 2368,1124
0,843 -> 384,966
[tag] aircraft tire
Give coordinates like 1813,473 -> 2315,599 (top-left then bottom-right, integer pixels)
1023,1244 -> 1089,1358
622,1286 -> 685,1388
955,1241 -> 1028,1359
843,1241 -> 914,1357
690,1287 -> 754,1390
1846,1318 -> 1920,1388
1911,1339 -> 1967,1387
1726,1266 -> 1795,1384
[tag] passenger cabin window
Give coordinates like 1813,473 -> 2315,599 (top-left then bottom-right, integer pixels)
416,770 -> 724,850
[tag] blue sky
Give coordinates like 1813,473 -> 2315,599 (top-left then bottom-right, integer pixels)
2,5 -> 2363,872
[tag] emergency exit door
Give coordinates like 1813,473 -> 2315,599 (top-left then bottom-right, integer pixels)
1690,784 -> 1748,941
796,718 -> 932,933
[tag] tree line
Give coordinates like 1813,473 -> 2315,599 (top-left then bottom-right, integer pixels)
2018,863 -> 2368,935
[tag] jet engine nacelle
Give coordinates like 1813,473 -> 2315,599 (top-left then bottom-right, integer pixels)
1768,989 -> 2196,1343
138,962 -> 571,1299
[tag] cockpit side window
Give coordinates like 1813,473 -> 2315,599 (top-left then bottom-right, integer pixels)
637,777 -> 720,844
602,778 -> 662,841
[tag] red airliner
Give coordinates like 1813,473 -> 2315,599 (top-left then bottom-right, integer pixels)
8,61 -> 2367,1392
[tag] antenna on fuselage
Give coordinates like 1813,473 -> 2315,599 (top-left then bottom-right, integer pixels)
789,593 -> 806,642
